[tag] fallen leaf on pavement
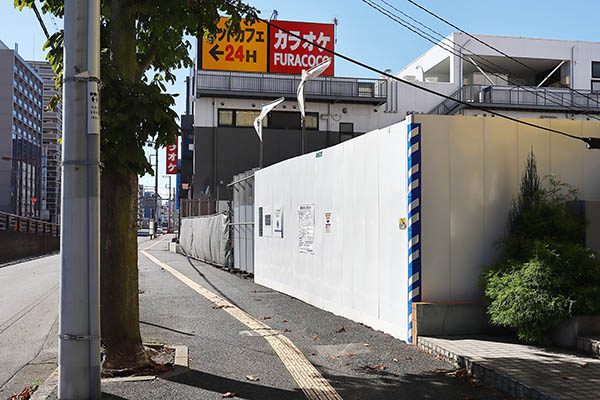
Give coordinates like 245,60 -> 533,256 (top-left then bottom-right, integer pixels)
246,375 -> 259,382
260,316 -> 271,320
345,362 -> 350,366
282,320 -> 288,323
346,353 -> 354,357
329,355 -> 337,360
283,328 -> 290,332
222,392 -> 236,398
335,327 -> 346,333
312,336 -> 320,341
364,364 -> 386,371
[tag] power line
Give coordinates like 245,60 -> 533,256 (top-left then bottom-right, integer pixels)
31,2 -> 50,40
406,0 -> 600,107
364,0 -> 600,121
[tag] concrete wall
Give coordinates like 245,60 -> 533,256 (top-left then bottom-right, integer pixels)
194,125 -> 345,199
254,120 -> 410,340
415,115 -> 600,303
0,230 -> 59,263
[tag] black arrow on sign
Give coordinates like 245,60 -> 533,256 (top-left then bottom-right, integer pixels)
209,44 -> 224,61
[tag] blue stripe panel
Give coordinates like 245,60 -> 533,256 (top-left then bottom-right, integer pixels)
407,122 -> 422,344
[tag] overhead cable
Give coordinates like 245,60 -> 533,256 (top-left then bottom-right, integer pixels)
225,2 -> 600,148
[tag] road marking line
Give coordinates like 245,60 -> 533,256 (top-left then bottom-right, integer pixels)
143,235 -> 171,251
140,250 -> 342,400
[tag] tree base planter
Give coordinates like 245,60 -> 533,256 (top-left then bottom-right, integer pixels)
550,316 -> 600,348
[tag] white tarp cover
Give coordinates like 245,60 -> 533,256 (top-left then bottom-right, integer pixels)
179,213 -> 232,267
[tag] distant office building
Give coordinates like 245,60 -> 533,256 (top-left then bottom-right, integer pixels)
0,40 -> 44,217
29,60 -> 62,223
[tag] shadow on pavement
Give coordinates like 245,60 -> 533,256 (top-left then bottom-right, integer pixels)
184,257 -> 244,310
321,368 -> 513,400
163,367 -> 305,399
139,320 -> 196,336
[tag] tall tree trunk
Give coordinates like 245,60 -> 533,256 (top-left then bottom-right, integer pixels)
100,170 -> 150,369
99,0 -> 150,370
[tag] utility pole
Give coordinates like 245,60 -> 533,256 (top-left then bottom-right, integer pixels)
168,176 -> 172,233
60,0 -> 101,399
154,146 -> 158,237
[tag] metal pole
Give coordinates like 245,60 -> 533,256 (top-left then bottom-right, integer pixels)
154,148 -> 158,237
60,0 -> 101,398
301,117 -> 306,154
168,176 -> 172,233
86,0 -> 101,396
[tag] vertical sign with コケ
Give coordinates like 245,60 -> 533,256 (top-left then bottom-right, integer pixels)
269,21 -> 334,75
166,142 -> 178,174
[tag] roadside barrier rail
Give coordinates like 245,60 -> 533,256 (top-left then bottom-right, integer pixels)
0,211 -> 60,237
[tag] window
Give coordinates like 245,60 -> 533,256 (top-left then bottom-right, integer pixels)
269,111 -> 318,130
339,122 -> 354,133
235,110 -> 261,127
592,62 -> 600,92
218,110 -> 233,126
305,114 -> 318,129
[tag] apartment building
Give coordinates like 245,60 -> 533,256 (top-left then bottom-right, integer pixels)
29,60 -> 62,223
0,40 -> 44,217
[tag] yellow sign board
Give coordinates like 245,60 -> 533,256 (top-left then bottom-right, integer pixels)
201,17 -> 268,73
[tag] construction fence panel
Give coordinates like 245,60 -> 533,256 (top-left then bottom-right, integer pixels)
179,212 -> 232,268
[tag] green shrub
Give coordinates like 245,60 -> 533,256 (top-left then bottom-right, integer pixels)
483,241 -> 600,343
482,150 -> 600,344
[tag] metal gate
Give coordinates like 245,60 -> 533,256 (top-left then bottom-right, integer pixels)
229,169 -> 257,274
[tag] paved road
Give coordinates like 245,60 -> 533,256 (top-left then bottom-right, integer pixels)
0,236 -> 157,397
0,254 -> 60,397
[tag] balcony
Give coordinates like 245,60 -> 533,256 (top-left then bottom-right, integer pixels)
197,70 -> 387,104
428,85 -> 600,115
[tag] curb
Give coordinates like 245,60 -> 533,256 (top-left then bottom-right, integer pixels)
577,336 -> 600,359
30,345 -> 188,400
418,337 -> 557,400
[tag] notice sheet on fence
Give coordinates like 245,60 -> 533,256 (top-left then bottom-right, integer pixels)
298,204 -> 315,254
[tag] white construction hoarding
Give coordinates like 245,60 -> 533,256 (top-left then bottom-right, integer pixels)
254,114 -> 600,343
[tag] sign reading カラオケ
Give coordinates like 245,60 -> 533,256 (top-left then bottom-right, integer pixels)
200,18 -> 334,75
269,21 -> 334,75
166,142 -> 178,175
201,17 -> 268,73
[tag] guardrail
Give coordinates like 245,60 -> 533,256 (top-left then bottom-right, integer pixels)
197,71 -> 387,100
0,211 -> 60,236
428,85 -> 600,115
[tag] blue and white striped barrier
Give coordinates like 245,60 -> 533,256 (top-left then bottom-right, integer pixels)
407,123 -> 422,344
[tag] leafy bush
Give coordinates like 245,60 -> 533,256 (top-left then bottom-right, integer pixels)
482,150 -> 600,344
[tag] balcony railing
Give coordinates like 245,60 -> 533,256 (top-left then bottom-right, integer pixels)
197,70 -> 387,102
428,85 -> 600,115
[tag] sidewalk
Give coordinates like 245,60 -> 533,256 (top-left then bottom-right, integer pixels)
419,336 -> 600,400
40,236 -> 511,399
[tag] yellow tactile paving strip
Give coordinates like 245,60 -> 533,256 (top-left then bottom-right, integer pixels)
141,247 -> 343,400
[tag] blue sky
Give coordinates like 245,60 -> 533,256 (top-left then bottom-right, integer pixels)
2,0 -> 600,194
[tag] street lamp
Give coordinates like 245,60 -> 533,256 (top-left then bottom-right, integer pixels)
297,58 -> 332,154
253,97 -> 284,168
